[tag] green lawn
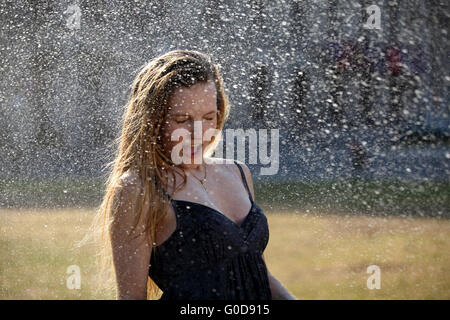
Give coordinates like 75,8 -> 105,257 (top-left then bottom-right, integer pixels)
1,207 -> 449,299
255,177 -> 449,217
1,177 -> 448,217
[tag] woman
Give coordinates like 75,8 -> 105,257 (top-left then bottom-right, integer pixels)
94,49 -> 296,300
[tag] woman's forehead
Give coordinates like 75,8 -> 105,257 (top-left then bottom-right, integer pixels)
168,81 -> 217,113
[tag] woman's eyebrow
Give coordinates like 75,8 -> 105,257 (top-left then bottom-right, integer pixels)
170,110 -> 216,117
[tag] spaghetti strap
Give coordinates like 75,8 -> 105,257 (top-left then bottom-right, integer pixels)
157,163 -> 253,202
233,160 -> 254,202
148,161 -> 272,300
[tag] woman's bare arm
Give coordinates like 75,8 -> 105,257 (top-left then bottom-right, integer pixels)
109,171 -> 152,300
234,160 -> 297,300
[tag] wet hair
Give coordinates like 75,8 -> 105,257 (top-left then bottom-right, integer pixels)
81,50 -> 230,299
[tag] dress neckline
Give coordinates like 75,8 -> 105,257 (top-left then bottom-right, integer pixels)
170,198 -> 254,229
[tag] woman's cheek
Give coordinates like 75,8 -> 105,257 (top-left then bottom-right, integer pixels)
204,121 -> 218,143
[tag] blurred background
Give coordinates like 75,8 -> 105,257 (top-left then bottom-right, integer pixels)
1,0 -> 449,299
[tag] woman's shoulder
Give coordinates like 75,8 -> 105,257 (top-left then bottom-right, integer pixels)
205,157 -> 246,167
120,169 -> 139,183
206,157 -> 237,171
206,157 -> 252,180
117,169 -> 143,194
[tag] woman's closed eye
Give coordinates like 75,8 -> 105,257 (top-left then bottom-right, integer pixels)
175,117 -> 214,124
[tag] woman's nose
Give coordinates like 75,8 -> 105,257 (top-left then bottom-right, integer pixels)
186,120 -> 204,141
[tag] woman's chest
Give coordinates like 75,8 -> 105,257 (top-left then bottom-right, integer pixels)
167,166 -> 252,225
154,199 -> 270,256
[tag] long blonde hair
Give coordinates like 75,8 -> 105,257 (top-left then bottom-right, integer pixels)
81,50 -> 230,299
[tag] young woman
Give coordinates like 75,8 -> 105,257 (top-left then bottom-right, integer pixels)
94,49 -> 296,300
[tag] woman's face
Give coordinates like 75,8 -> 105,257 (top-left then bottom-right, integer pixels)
160,80 -> 218,170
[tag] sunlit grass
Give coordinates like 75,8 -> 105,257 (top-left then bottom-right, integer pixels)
0,208 -> 111,300
1,207 -> 449,299
265,211 -> 450,299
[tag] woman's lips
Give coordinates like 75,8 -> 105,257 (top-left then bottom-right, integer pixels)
180,143 -> 202,158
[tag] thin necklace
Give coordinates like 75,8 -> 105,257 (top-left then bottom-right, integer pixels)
189,164 -> 207,192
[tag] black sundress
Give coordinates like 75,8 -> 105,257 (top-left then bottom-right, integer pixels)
148,160 -> 272,300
